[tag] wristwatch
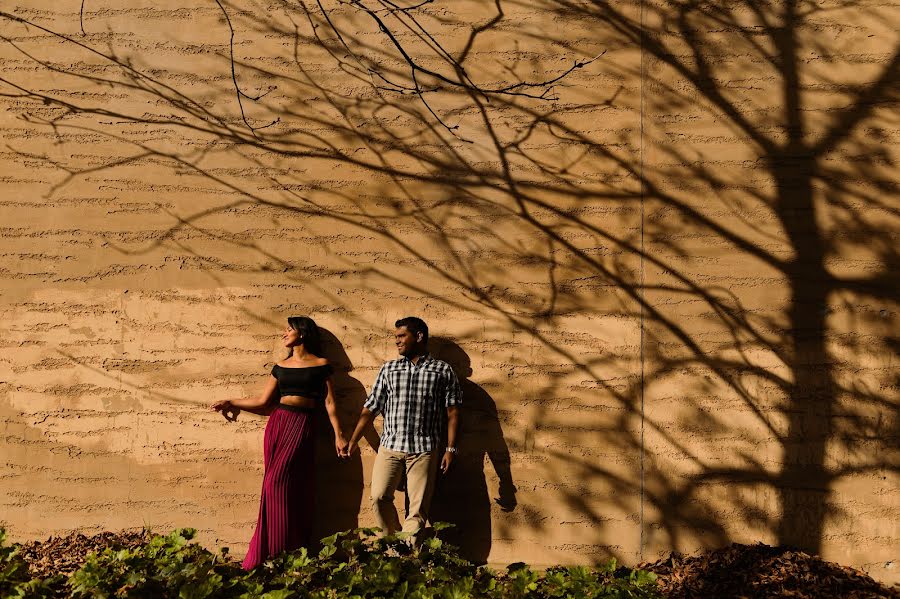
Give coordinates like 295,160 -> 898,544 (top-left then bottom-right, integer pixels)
445,446 -> 457,453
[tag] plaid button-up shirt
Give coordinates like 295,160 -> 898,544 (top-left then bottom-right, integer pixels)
364,354 -> 462,453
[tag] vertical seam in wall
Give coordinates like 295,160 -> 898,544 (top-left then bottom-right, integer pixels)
639,0 -> 647,562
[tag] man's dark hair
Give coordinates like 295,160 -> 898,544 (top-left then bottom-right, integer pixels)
395,316 -> 428,344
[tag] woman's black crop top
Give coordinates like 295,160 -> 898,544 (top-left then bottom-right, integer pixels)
271,364 -> 333,400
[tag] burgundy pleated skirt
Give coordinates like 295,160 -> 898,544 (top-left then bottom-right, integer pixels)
242,404 -> 316,570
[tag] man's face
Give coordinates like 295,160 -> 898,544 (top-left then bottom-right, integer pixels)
395,326 -> 422,357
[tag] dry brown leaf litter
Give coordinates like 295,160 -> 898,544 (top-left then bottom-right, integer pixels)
18,530 -> 151,578
640,542 -> 899,598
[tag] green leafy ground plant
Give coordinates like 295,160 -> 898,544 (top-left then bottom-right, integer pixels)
1,526 -> 662,599
0,528 -> 61,598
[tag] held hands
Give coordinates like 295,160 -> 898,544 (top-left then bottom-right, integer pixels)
210,399 -> 240,422
335,434 -> 350,458
345,438 -> 359,458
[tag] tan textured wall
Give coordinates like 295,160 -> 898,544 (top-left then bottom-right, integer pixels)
1,0 -> 897,583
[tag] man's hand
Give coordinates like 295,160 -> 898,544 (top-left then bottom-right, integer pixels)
440,449 -> 455,473
346,407 -> 376,458
346,438 -> 359,457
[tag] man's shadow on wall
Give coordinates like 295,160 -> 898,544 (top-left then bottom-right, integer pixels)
311,328 -> 378,547
429,338 -> 517,564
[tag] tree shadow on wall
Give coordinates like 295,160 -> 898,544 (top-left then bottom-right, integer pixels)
0,0 -> 897,565
429,337 -> 517,564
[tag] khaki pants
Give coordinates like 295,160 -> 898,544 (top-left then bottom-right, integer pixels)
370,447 -> 439,537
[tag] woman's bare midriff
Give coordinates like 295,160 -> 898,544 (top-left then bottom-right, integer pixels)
279,395 -> 317,409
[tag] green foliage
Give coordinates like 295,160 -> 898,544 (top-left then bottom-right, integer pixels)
526,565 -> 659,599
0,528 -> 63,598
0,528 -> 30,590
66,528 -> 245,599
0,526 -> 663,599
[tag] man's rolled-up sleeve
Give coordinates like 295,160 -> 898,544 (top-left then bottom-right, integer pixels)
364,364 -> 389,415
444,368 -> 462,407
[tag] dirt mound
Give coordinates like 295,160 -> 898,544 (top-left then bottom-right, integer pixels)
640,543 -> 898,599
18,530 -> 152,578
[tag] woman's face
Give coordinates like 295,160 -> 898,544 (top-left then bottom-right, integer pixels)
282,326 -> 301,347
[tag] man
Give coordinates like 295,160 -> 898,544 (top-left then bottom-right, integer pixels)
346,316 -> 461,539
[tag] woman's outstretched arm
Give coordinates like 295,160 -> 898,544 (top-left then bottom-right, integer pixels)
210,376 -> 279,419
323,377 -> 348,456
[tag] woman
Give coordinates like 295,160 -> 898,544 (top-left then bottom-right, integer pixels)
210,316 -> 348,570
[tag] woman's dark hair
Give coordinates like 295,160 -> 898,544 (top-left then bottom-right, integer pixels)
287,316 -> 322,355
395,316 -> 428,344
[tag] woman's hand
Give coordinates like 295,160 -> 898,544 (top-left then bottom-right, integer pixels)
335,434 -> 349,458
210,399 -> 240,422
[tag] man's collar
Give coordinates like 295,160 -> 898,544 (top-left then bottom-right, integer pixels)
402,353 -> 431,365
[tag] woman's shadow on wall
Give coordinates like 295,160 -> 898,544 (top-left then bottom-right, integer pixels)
311,328 -> 378,547
429,338 -> 517,564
